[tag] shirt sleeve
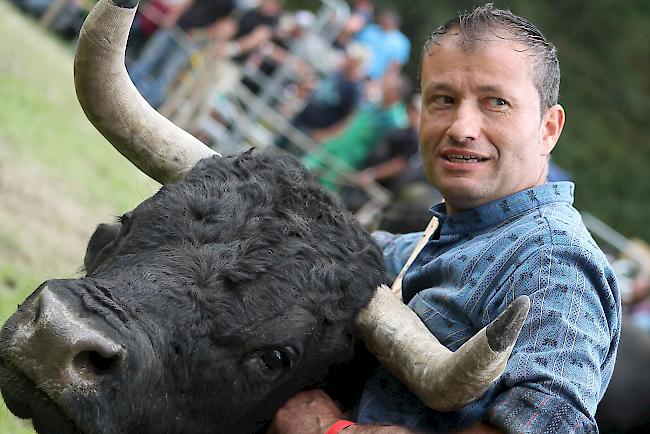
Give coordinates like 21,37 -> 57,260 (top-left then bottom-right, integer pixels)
484,242 -> 621,434
371,230 -> 424,280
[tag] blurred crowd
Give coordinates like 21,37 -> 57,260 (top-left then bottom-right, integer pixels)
121,0 -> 435,224
6,0 -> 434,227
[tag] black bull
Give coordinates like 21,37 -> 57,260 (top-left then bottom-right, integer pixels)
0,151 -> 385,433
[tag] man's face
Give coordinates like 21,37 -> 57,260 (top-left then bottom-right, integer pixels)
419,33 -> 564,213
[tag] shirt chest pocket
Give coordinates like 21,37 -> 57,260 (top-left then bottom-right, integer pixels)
408,291 -> 473,350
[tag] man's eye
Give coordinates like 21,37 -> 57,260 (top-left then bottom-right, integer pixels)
433,95 -> 454,105
486,97 -> 508,107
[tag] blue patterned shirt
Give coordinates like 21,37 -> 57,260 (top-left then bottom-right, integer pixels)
356,182 -> 621,433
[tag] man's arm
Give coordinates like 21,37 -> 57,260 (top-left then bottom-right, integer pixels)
482,241 -> 620,433
222,25 -> 274,58
354,156 -> 408,188
310,112 -> 355,143
369,231 -> 426,280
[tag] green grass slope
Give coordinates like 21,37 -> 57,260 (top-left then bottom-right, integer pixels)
0,3 -> 158,432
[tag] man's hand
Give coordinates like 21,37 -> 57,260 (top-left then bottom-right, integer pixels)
268,390 -> 422,434
268,389 -> 344,434
354,169 -> 377,188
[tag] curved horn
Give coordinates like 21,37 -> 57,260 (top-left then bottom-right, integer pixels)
357,285 -> 529,411
74,0 -> 218,184
357,217 -> 530,411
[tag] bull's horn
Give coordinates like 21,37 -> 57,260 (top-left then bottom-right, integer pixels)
74,0 -> 218,184
356,285 -> 529,411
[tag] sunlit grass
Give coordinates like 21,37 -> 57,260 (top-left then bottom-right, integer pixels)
0,3 -> 158,431
0,3 -> 159,213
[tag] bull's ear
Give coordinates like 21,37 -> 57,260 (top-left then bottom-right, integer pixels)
84,223 -> 121,274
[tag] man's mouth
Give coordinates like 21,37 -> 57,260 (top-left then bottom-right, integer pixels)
444,153 -> 489,163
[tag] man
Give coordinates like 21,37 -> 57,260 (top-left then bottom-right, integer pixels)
270,4 -> 620,433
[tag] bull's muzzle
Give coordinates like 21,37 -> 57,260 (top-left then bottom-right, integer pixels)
5,285 -> 125,396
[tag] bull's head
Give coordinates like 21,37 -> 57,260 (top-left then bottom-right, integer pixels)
0,0 -> 529,432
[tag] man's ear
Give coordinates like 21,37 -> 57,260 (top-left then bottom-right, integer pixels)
84,223 -> 121,274
540,104 -> 565,155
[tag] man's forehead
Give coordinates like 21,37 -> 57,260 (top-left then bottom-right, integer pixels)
423,81 -> 509,94
422,32 -> 536,79
427,29 -> 530,54
420,33 -> 539,102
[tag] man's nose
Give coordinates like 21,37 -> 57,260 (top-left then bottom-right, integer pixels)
446,102 -> 481,142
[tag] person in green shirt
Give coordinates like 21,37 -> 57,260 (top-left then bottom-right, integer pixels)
302,72 -> 410,192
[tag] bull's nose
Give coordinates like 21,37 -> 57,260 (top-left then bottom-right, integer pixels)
7,286 -> 125,395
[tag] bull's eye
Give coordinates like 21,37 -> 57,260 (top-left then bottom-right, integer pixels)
260,349 -> 290,371
243,347 -> 296,381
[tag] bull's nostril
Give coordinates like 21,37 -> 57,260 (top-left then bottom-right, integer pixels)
18,286 -> 46,330
89,351 -> 117,372
73,350 -> 121,376
31,293 -> 42,325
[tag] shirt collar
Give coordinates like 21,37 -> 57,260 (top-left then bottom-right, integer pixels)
429,182 -> 575,236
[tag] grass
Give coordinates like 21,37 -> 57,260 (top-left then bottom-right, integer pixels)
0,2 -> 159,432
0,264 -> 41,433
0,4 -> 158,213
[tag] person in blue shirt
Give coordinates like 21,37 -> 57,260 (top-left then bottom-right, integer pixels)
269,4 -> 620,434
355,8 -> 410,81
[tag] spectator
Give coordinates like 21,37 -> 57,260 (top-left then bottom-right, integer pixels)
127,0 -> 181,59
302,71 -> 410,192
354,93 -> 422,191
354,8 -> 410,80
341,94 -> 426,212
240,9 -> 316,96
276,42 -> 370,155
333,0 -> 375,51
220,0 -> 282,64
349,0 -> 375,32
128,0 -> 236,108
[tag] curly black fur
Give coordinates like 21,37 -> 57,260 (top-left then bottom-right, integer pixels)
1,149 -> 384,434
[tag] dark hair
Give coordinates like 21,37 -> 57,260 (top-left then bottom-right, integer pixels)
422,3 -> 560,113
378,8 -> 401,28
